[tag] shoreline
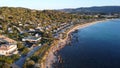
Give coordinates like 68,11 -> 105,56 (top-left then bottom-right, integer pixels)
41,19 -> 109,68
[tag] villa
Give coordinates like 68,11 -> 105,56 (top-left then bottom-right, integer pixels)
0,35 -> 18,56
22,36 -> 41,42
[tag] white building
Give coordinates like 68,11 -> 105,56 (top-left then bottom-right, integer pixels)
0,35 -> 18,56
22,36 -> 41,42
0,44 -> 18,56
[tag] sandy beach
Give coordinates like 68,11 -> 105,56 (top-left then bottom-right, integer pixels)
41,20 -> 107,68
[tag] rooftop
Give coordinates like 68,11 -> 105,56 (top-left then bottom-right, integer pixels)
0,35 -> 17,44
24,36 -> 41,40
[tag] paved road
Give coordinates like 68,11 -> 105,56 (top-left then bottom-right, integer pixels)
14,57 -> 26,68
27,46 -> 40,57
11,45 -> 41,68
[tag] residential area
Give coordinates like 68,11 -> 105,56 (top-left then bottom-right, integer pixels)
0,7 -> 120,68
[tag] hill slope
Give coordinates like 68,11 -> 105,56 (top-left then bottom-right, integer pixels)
61,6 -> 120,14
0,7 -> 81,25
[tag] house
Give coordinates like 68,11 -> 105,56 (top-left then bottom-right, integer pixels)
8,27 -> 13,33
29,28 -> 35,32
35,27 -> 43,32
22,36 -> 41,42
0,35 -> 18,56
19,23 -> 23,26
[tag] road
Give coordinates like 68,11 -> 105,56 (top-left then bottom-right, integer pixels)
11,45 -> 41,68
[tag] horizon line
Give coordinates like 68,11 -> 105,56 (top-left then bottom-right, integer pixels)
0,5 -> 120,10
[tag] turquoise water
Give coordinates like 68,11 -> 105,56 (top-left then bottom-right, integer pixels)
57,19 -> 120,68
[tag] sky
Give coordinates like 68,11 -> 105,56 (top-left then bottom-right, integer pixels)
0,0 -> 120,10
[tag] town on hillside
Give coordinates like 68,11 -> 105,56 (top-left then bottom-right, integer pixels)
0,7 -> 120,68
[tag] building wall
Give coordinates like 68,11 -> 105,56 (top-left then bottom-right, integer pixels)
0,45 -> 17,56
22,37 -> 41,42
0,50 -> 7,55
7,45 -> 17,53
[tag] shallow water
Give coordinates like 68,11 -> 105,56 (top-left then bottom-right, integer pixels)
57,19 -> 120,68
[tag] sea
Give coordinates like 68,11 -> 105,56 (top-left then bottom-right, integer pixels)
56,19 -> 120,68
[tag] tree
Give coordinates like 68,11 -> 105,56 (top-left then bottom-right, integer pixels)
24,60 -> 35,68
22,47 -> 29,55
2,63 -> 10,68
11,54 -> 20,61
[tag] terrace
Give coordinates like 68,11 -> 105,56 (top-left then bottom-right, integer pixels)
0,35 -> 18,56
22,36 -> 41,42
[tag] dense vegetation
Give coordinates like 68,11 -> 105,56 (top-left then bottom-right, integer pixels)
0,7 -> 81,25
0,54 -> 20,68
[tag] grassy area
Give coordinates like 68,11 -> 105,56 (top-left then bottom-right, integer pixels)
0,54 -> 20,68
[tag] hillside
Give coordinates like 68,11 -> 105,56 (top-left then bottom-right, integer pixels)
0,7 -> 84,44
0,7 -> 81,24
0,7 -> 83,67
61,6 -> 120,14
0,7 -> 83,36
